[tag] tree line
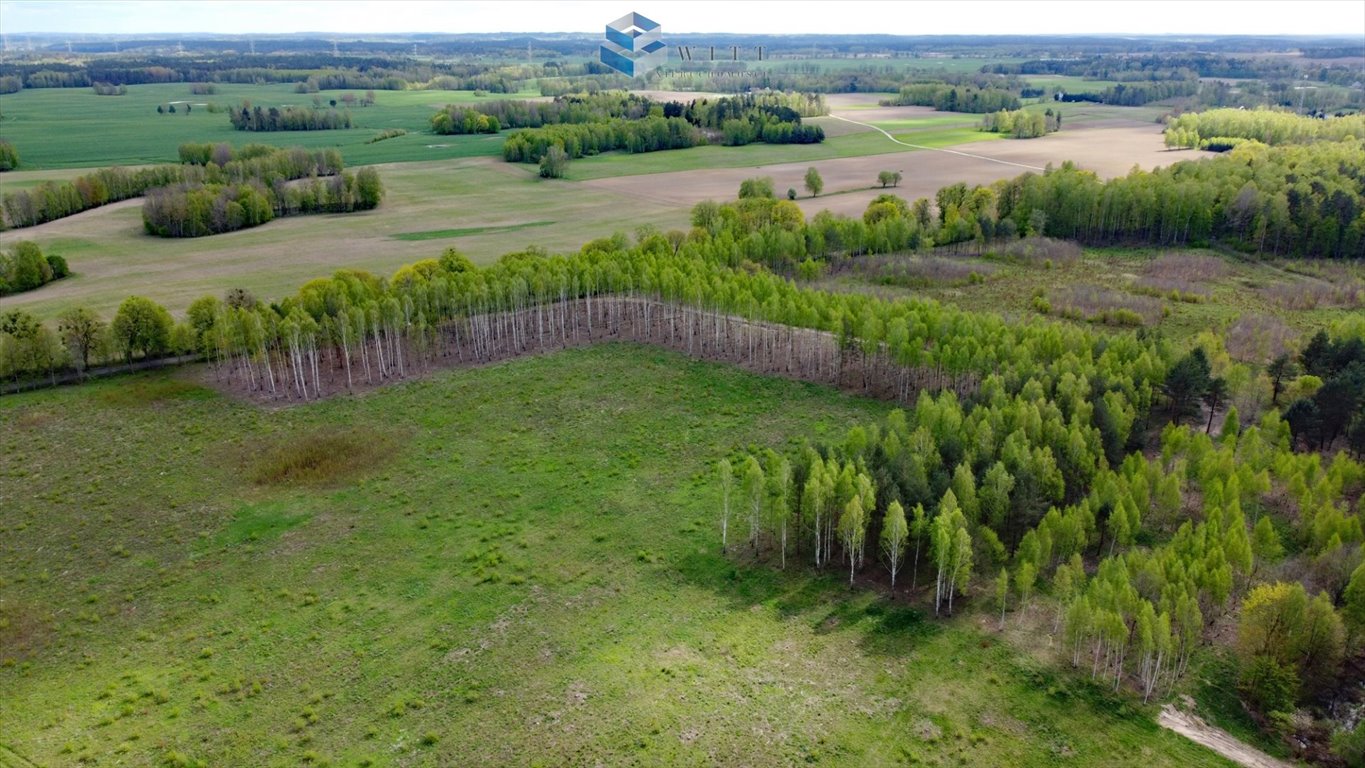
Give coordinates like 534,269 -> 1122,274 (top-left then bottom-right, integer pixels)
880,83 -> 1021,113
1165,107 -> 1365,149
433,90 -> 826,148
1,146 -> 346,230
228,102 -> 352,132
501,117 -> 703,162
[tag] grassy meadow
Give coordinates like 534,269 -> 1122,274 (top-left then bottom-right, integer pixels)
0,343 -> 1236,768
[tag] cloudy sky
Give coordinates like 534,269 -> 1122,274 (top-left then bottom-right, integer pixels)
1,0 -> 1362,36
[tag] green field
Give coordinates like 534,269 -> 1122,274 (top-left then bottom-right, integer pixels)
1020,75 -> 1124,94
0,344 -> 1235,768
0,82 -> 535,168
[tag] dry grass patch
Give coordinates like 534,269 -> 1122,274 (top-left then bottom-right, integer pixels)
250,426 -> 397,487
991,237 -> 1082,266
1051,286 -> 1162,327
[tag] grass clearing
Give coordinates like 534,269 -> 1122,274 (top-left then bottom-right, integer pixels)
0,344 -> 1233,767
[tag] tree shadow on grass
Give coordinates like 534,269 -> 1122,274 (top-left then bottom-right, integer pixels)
668,548 -> 939,658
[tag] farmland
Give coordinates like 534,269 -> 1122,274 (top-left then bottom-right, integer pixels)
0,88 -> 1191,319
0,82 -> 531,168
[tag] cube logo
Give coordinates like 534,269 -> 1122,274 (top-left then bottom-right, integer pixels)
600,12 -> 666,77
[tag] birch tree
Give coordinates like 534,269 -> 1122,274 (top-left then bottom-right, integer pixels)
839,495 -> 866,585
718,458 -> 733,554
881,500 -> 908,592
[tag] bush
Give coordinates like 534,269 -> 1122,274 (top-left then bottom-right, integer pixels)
0,241 -> 67,296
1237,655 -> 1297,723
538,146 -> 569,179
0,140 -> 18,171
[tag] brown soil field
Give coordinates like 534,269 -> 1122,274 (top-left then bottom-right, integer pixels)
582,121 -> 1214,218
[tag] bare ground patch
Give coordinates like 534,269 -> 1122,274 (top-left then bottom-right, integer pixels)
1159,705 -> 1292,768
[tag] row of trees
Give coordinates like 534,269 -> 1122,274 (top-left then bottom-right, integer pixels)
0,241 -> 69,296
228,103 -> 352,131
142,168 -> 382,238
979,108 -> 1061,138
1,295 -> 177,384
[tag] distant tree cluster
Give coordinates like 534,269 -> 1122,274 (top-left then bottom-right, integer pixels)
430,91 -> 656,134
228,101 -> 352,131
979,108 -> 1061,138
502,117 -> 702,162
675,92 -> 826,145
91,81 -> 128,96
0,75 -> 21,94
0,241 -> 69,296
881,83 -> 1020,113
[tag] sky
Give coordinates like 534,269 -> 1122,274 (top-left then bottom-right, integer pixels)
0,0 -> 1363,37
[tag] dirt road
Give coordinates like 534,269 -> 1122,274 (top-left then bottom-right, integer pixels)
1158,705 -> 1294,768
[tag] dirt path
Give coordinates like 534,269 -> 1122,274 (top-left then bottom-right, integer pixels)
826,113 -> 1046,172
1158,705 -> 1294,768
